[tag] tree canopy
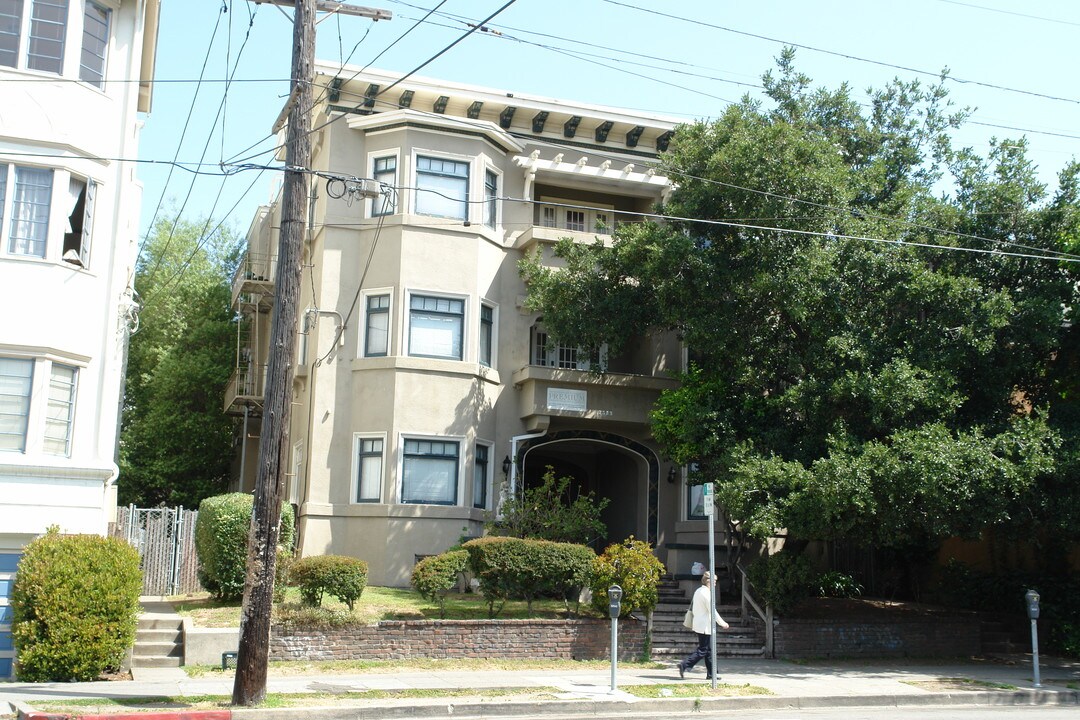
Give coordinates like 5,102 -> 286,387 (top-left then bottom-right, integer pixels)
523,50 -> 1080,557
118,215 -> 240,508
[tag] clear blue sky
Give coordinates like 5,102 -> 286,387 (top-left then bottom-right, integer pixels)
136,0 -> 1080,242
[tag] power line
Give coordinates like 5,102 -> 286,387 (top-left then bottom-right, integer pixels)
936,0 -> 1080,27
601,0 -> 1080,106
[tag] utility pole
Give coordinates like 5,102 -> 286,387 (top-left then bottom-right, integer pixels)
232,0 -> 389,706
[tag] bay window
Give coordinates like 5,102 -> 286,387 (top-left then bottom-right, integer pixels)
402,438 -> 458,505
415,156 -> 468,220
408,294 -> 463,360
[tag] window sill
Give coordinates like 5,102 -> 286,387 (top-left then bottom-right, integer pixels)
352,355 -> 501,384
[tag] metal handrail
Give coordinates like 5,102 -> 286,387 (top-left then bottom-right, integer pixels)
737,563 -> 775,658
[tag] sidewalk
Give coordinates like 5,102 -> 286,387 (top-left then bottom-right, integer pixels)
2,655 -> 1077,719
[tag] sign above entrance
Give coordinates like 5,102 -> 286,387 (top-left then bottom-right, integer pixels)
547,387 -> 587,412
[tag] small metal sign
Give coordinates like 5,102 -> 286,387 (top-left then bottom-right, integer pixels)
703,482 -> 714,516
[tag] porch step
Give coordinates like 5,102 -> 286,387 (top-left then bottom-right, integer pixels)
131,598 -> 184,670
649,576 -> 767,658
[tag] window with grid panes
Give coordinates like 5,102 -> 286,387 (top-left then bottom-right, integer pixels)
372,156 -> 396,216
415,156 -> 468,220
356,437 -> 383,502
365,294 -> 390,356
402,438 -> 458,505
409,294 -> 463,360
473,444 -> 488,509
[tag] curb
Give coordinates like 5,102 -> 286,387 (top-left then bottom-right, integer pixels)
15,689 -> 1080,720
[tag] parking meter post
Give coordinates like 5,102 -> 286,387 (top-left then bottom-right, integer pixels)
1025,589 -> 1041,688
607,585 -> 623,692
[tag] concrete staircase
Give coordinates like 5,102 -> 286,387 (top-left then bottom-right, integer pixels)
130,599 -> 184,671
649,576 -> 766,660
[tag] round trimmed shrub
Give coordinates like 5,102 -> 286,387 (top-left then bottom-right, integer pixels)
290,555 -> 368,610
11,528 -> 142,681
589,536 -> 665,618
194,493 -> 294,600
411,550 -> 468,618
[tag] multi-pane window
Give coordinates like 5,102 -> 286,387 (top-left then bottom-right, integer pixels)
1,164 -> 53,258
484,170 -> 498,229
364,294 -> 390,357
356,437 -> 383,502
530,323 -> 605,371
42,363 -> 75,455
536,202 -> 614,236
409,294 -> 463,360
686,463 -> 705,519
402,438 -> 458,505
473,444 -> 489,509
0,358 -> 33,452
415,156 -> 468,220
61,176 -> 94,266
372,156 -> 396,216
78,1 -> 108,87
479,304 -> 493,368
27,0 -> 67,74
1,1 -> 110,80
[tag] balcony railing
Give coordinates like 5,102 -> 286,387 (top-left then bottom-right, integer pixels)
223,363 -> 266,414
230,251 -> 277,307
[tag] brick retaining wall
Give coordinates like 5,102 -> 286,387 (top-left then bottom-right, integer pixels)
269,619 -> 647,662
774,617 -> 981,658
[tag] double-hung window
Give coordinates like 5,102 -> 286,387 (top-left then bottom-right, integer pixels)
78,1 -> 108,87
1,164 -> 53,258
479,304 -> 493,367
42,362 -> 75,455
402,438 -> 458,505
356,436 -> 383,502
0,358 -> 33,452
409,294 -> 463,360
483,170 -> 498,229
371,156 -> 396,216
686,463 -> 706,519
0,356 -> 77,455
364,294 -> 390,357
473,443 -> 489,509
415,156 -> 468,220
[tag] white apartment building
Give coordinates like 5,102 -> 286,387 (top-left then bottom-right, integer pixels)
0,0 -> 160,678
228,66 -> 718,587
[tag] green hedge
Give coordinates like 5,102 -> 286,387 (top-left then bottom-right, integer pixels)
194,493 -> 295,600
411,550 -> 468,618
290,555 -> 368,610
463,537 -> 595,616
11,528 -> 142,681
746,551 -> 814,615
589,536 -> 664,617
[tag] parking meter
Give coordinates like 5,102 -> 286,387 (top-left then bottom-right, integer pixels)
607,585 -> 623,619
1025,589 -> 1040,619
607,585 -> 623,691
1025,589 -> 1042,688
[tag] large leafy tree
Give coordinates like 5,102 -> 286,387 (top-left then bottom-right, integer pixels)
119,215 -> 241,508
523,50 -> 1080,561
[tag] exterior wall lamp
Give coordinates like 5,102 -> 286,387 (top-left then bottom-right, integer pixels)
502,455 -> 511,477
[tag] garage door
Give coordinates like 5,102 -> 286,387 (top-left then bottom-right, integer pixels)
0,552 -> 18,679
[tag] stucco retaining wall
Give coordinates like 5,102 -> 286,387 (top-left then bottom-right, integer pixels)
268,619 -> 647,662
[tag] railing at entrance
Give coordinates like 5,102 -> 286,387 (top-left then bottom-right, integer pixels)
737,563 -> 774,658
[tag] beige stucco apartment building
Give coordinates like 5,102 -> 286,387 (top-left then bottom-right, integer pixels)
226,66 -> 717,587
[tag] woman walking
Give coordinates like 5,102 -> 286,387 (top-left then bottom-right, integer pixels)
678,571 -> 729,680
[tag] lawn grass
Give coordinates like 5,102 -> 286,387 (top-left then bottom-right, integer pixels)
169,586 -> 601,628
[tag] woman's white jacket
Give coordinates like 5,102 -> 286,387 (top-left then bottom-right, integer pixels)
690,584 -> 726,635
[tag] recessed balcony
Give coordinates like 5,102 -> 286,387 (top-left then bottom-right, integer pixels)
511,364 -> 678,427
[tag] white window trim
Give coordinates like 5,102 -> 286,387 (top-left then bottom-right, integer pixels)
538,195 -> 615,235
398,432 -> 465,506
406,289 -> 468,362
473,439 -> 493,510
0,353 -> 83,457
289,441 -> 304,506
478,299 -> 497,369
367,150 -> 399,218
2,0 -> 116,81
411,148 -> 473,222
482,163 -> 502,232
352,431 -> 387,504
359,287 -> 394,358
0,162 -> 98,267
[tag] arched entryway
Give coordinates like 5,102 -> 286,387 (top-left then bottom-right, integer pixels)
517,430 -> 659,549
